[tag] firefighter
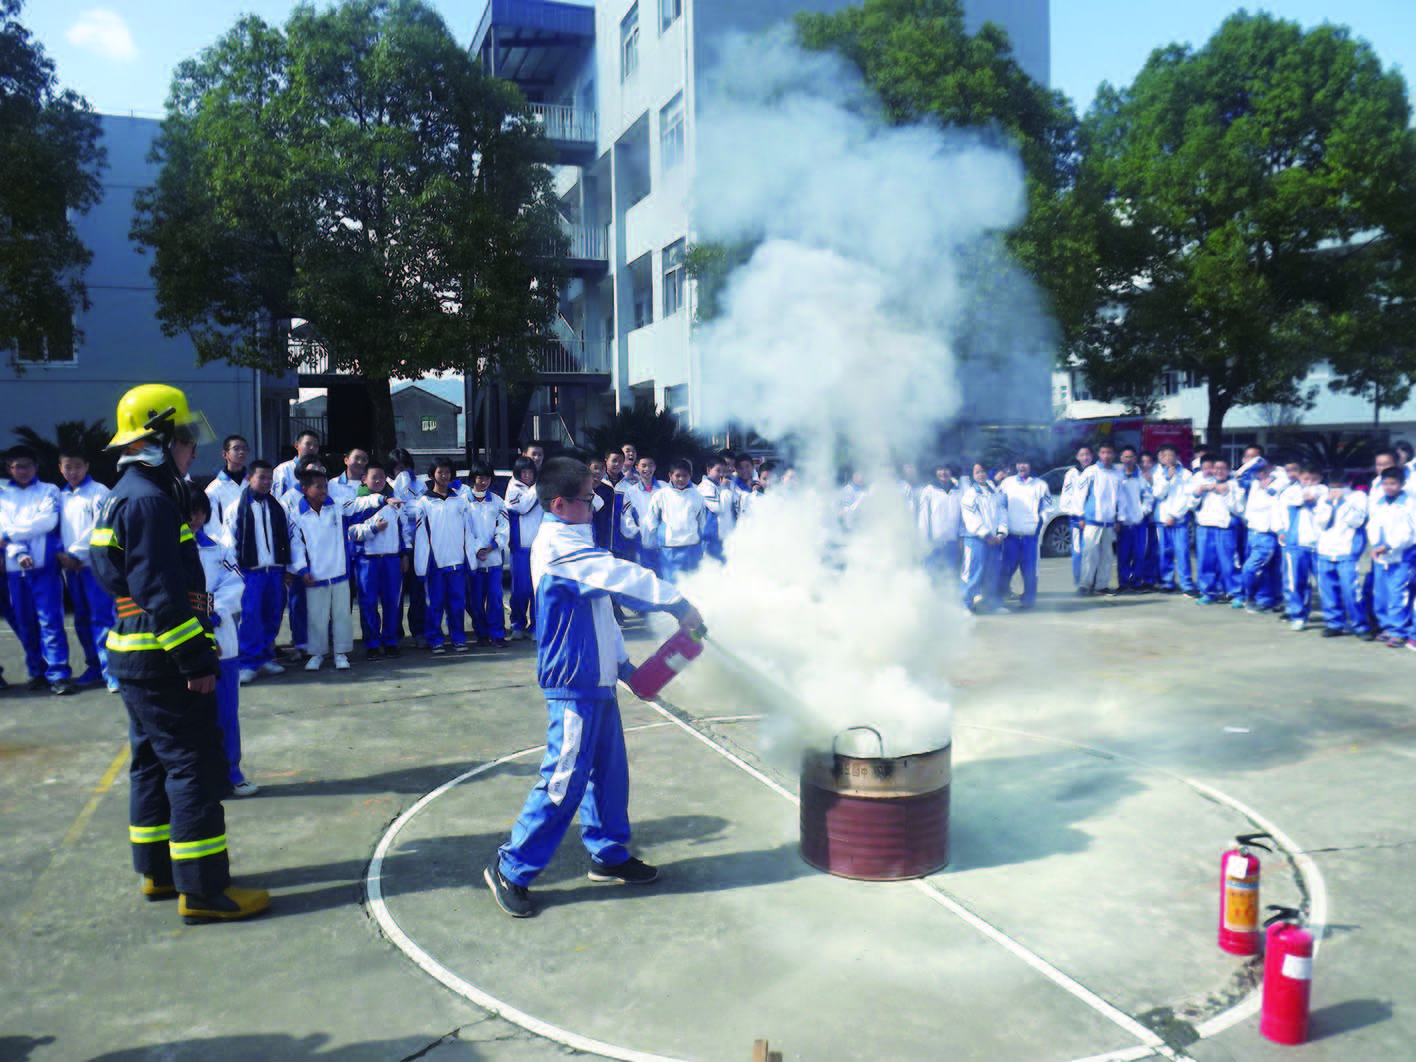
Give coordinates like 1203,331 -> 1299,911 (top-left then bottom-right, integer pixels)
89,384 -> 270,924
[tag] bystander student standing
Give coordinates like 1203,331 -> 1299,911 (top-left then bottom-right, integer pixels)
698,454 -> 737,562
620,457 -> 668,578
205,435 -> 251,527
289,468 -> 353,670
412,458 -> 471,654
917,463 -> 961,579
1314,473 -> 1371,639
960,463 -> 1007,613
1278,466 -> 1325,631
347,460 -> 408,659
464,460 -> 510,648
1366,467 -> 1414,647
504,457 -> 543,640
1115,446 -> 1153,592
1072,445 -> 1129,595
643,459 -> 707,583
226,460 -> 289,685
1152,445 -> 1196,596
998,459 -> 1051,610
1060,447 -> 1093,589
0,446 -> 74,694
57,448 -> 118,691
1192,456 -> 1245,605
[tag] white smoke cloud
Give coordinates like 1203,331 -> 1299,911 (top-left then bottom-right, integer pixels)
66,9 -> 138,63
673,30 -> 1048,757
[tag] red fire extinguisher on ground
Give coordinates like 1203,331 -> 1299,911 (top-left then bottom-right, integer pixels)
1218,832 -> 1273,955
1261,905 -> 1314,1045
625,625 -> 707,701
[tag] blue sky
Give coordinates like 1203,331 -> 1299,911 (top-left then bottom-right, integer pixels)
22,0 -> 1416,118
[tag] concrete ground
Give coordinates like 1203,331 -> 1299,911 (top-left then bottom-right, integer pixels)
1,559 -> 1411,1062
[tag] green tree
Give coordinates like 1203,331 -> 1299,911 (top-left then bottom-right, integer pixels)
12,419 -> 118,485
0,0 -> 105,364
1320,244 -> 1416,425
1073,13 -> 1416,446
584,404 -> 717,472
131,0 -> 565,455
795,0 -> 1098,343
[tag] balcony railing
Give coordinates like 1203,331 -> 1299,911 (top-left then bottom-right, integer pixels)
564,222 -> 607,262
539,338 -> 610,375
290,340 -> 359,377
529,102 -> 595,144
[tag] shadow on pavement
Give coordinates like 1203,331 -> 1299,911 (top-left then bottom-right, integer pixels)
1307,998 -> 1395,1042
79,1031 -> 479,1061
253,757 -> 540,798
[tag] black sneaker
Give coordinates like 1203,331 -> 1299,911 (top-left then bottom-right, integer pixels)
27,675 -> 48,692
483,863 -> 535,918
50,679 -> 77,696
1321,628 -> 1347,638
1358,629 -> 1378,642
430,645 -> 446,655
587,856 -> 658,884
1181,590 -> 1200,599
492,638 -> 509,649
364,646 -> 383,661
384,645 -> 402,659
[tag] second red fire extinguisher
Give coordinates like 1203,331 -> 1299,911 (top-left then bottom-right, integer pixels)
1260,905 -> 1315,1045
1218,832 -> 1273,955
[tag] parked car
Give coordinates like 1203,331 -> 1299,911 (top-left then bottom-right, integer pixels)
1039,466 -> 1073,558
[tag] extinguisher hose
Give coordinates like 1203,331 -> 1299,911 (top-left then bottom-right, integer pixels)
1264,904 -> 1303,928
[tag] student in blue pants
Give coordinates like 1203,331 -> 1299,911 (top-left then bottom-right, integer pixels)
485,458 -> 702,918
1314,476 -> 1371,639
1,446 -> 74,694
503,457 -> 543,641
464,460 -> 510,648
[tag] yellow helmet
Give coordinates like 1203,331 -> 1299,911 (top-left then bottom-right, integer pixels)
107,384 -> 210,449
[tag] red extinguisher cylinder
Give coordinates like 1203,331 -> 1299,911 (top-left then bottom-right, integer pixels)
626,627 -> 705,701
1218,834 -> 1270,955
1260,912 -> 1314,1045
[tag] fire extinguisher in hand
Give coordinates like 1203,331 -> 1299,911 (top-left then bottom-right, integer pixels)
1219,832 -> 1273,955
1261,905 -> 1314,1045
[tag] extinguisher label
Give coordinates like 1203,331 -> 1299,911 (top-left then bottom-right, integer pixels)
1281,954 -> 1313,981
1223,879 -> 1259,932
1225,855 -> 1252,879
665,653 -> 687,672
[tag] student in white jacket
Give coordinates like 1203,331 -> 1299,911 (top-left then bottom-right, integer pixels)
1277,466 -> 1325,630
698,454 -> 738,562
504,456 -> 544,640
272,430 -> 321,500
1313,474 -> 1370,638
204,434 -> 251,527
347,460 -> 410,660
959,463 -> 1007,612
189,490 -> 257,796
643,459 -> 707,584
1239,463 -> 1289,612
411,458 -> 471,653
1,445 -> 73,693
1072,445 -> 1131,595
1367,467 -> 1415,646
619,457 -> 669,577
1151,445 -> 1196,596
917,463 -> 962,578
288,469 -> 353,670
464,460 -> 510,647
1191,456 -> 1246,604
389,448 -> 427,646
998,459 -> 1052,609
1115,446 -> 1154,592
56,449 -> 118,691
1059,447 -> 1094,588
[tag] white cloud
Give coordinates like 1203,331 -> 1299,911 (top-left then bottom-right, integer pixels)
66,9 -> 138,63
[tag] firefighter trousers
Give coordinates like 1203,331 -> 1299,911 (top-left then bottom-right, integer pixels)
121,674 -> 232,896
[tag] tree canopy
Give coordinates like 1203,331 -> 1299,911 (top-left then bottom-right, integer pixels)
1072,12 -> 1416,444
795,0 -> 1098,345
131,0 -> 565,454
0,0 -> 105,365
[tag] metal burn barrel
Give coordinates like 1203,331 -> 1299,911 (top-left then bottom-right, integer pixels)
799,726 -> 951,881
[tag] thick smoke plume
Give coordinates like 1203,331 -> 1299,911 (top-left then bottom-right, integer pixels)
674,31 -> 1047,757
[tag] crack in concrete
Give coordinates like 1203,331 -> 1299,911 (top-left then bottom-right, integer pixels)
1301,838 -> 1416,854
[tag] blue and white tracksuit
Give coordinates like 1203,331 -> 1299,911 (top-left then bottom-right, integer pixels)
1116,468 -> 1153,589
204,468 -> 246,528
917,483 -> 961,577
1240,474 -> 1287,608
1279,483 -> 1324,621
619,478 -> 670,578
1060,466 -> 1088,586
289,497 -> 354,658
504,480 -> 543,635
698,477 -> 738,562
960,483 -> 1006,610
1151,464 -> 1195,592
465,491 -> 510,640
412,490 -> 469,649
497,516 -> 691,887
643,484 -> 707,583
224,491 -> 289,671
0,478 -> 70,683
1073,465 -> 1130,592
1367,491 -> 1415,640
393,471 -> 427,639
348,491 -> 409,650
60,476 -> 116,687
1192,477 -> 1245,601
999,474 -> 1051,607
1314,491 -> 1369,633
278,486 -> 309,651
195,526 -> 249,785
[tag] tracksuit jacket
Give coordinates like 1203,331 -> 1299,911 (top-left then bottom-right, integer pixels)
1314,492 -> 1368,560
916,484 -> 962,546
204,468 -> 247,528
59,477 -> 111,563
619,478 -> 669,547
289,499 -> 349,583
1279,484 -> 1327,549
465,491 -> 510,568
1151,465 -> 1193,522
1,478 -> 62,570
411,490 -> 469,576
698,476 -> 738,544
643,484 -> 707,547
504,480 -> 544,553
1192,478 -> 1245,527
999,475 -> 1052,536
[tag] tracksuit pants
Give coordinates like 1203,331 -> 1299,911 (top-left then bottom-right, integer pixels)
659,543 -> 703,584
7,567 -> 70,683
355,553 -> 402,649
925,541 -> 961,582
704,537 -> 725,563
66,566 -> 115,684
638,545 -> 664,580
1283,547 -> 1315,621
424,564 -> 467,648
1140,520 -> 1160,586
1116,523 -> 1146,589
469,566 -> 505,640
215,658 -> 245,786
1000,533 -> 1039,608
1196,525 -> 1241,600
509,548 -> 535,635
1317,555 -> 1367,633
237,566 -> 285,670
1078,522 -> 1115,592
1158,519 -> 1196,592
306,577 -> 354,657
401,565 -> 426,639
1069,517 -> 1083,586
1241,531 -> 1281,607
1372,555 -> 1414,640
288,581 -> 308,650
961,535 -> 1002,610
122,674 -> 230,896
498,688 -> 632,887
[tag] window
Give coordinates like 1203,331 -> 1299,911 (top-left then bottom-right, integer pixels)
1158,369 -> 1200,396
15,316 -> 76,365
662,238 -> 685,317
660,93 -> 684,172
634,283 -> 654,330
395,416 -> 407,437
620,4 -> 639,82
1071,372 -> 1092,402
421,416 -> 438,433
660,0 -> 681,33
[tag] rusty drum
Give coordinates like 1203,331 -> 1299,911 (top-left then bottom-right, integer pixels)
799,726 -> 951,881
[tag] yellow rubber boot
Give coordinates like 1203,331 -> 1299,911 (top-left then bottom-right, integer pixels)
141,876 -> 177,901
179,886 -> 271,925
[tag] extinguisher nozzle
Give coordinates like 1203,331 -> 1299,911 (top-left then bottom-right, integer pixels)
1236,832 -> 1274,852
1264,905 -> 1303,927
